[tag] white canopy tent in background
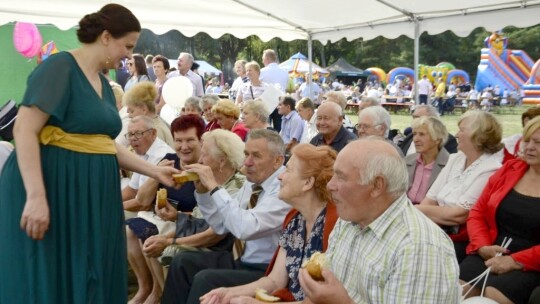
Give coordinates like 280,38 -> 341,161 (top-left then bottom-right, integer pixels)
2,0 -> 540,99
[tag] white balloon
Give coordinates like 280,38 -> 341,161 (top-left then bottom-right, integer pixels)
462,296 -> 498,304
259,83 -> 283,112
160,104 -> 180,125
162,76 -> 193,109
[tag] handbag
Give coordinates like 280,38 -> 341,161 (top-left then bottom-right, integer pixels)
174,212 -> 209,238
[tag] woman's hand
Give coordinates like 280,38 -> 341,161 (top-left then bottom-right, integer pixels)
200,287 -> 235,304
20,196 -> 50,240
155,201 -> 177,222
485,256 -> 523,274
478,245 -> 509,260
152,164 -> 179,188
142,235 -> 169,257
184,164 -> 219,194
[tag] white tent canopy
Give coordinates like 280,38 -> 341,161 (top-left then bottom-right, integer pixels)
2,0 -> 540,43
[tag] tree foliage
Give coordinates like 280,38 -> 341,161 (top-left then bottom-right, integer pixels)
134,24 -> 540,84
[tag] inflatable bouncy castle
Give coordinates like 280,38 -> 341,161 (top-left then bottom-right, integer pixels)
476,31 -> 540,104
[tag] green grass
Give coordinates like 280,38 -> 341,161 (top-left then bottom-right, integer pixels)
346,106 -> 530,138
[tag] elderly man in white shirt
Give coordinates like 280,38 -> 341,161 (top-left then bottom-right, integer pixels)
122,115 -> 174,213
161,129 -> 291,304
167,52 -> 204,97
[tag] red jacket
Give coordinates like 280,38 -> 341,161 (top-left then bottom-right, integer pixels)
466,159 -> 540,271
264,202 -> 338,301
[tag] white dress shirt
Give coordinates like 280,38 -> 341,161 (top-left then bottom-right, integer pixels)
195,167 -> 291,264
260,63 -> 289,93
300,111 -> 318,144
128,138 -> 174,190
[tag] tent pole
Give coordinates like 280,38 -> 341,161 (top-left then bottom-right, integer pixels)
308,34 -> 313,99
413,17 -> 420,105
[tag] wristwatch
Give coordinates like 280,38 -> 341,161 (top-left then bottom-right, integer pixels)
210,186 -> 222,196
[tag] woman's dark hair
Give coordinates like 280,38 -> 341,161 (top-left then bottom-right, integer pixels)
170,114 -> 205,140
77,4 -> 141,43
131,54 -> 149,77
152,55 -> 170,71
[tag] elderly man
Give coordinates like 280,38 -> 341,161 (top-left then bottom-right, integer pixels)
358,96 -> 380,111
261,49 -> 289,132
310,102 -> 357,153
357,106 -> 403,156
324,91 -> 354,132
398,105 -> 458,155
299,138 -> 461,303
122,115 -> 174,212
168,52 -> 204,97
161,129 -> 291,304
278,96 -> 304,153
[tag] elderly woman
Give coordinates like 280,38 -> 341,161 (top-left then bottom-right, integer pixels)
125,53 -> 150,92
236,61 -> 265,107
200,94 -> 221,132
199,143 -> 338,304
296,97 -> 318,143
242,99 -> 272,130
131,129 -> 246,304
213,99 -> 249,141
405,116 -> 449,204
417,110 -> 503,262
117,81 -> 174,148
184,96 -> 203,116
460,116 -> 540,304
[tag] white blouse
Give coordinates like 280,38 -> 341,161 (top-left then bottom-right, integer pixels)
426,151 -> 501,210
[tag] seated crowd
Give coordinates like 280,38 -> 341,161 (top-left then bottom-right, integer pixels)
111,54 -> 540,304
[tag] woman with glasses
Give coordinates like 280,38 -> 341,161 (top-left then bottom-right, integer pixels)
125,53 -> 150,92
200,94 -> 221,132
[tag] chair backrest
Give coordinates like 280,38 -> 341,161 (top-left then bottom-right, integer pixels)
0,100 -> 18,141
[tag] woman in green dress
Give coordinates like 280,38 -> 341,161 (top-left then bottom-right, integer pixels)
0,4 -> 178,303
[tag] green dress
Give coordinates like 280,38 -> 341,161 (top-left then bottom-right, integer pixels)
0,52 -> 127,303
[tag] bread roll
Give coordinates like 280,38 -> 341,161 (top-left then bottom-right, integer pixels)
254,288 -> 280,303
156,188 -> 167,209
301,252 -> 327,281
172,171 -> 199,184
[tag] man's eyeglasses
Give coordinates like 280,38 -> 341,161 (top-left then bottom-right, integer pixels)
125,128 -> 153,139
356,123 -> 381,130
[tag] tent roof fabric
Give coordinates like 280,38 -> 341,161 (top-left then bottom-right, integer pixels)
1,1 -> 539,43
327,58 -> 367,77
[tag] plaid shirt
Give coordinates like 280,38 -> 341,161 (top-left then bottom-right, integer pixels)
328,195 -> 461,303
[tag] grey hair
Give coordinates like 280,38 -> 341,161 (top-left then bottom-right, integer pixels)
247,129 -> 286,157
358,106 -> 391,137
130,115 -> 155,130
411,116 -> 449,149
356,137 -> 408,197
243,99 -> 271,123
363,96 -> 380,107
413,104 -> 439,117
185,96 -> 202,112
200,94 -> 219,109
201,129 -> 245,170
179,52 -> 194,65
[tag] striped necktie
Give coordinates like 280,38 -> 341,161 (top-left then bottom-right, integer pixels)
233,184 -> 263,259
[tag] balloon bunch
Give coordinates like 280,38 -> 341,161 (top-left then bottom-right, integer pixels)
13,22 -> 58,63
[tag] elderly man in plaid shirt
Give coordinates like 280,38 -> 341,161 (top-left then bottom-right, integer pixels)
299,138 -> 460,303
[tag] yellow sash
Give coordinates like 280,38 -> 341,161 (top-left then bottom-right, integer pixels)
39,125 -> 117,154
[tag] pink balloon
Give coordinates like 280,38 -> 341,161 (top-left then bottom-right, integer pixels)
13,22 -> 42,58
